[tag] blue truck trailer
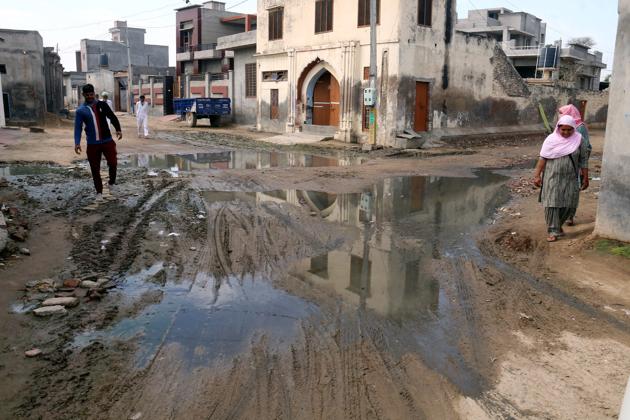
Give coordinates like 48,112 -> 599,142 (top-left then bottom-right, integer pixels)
173,98 -> 231,127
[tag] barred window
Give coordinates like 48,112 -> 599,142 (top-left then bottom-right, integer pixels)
245,63 -> 256,98
315,0 -> 333,33
269,8 -> 284,40
358,0 -> 380,27
418,0 -> 432,26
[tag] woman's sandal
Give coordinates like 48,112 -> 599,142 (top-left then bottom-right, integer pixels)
547,235 -> 558,242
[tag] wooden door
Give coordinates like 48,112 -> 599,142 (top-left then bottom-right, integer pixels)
270,89 -> 279,120
312,73 -> 330,126
312,72 -> 340,127
329,75 -> 340,127
414,82 -> 429,132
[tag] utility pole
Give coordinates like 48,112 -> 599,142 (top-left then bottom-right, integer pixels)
365,0 -> 378,149
126,28 -> 133,115
0,72 -> 5,127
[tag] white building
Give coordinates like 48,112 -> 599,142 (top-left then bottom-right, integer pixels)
254,0 -> 575,147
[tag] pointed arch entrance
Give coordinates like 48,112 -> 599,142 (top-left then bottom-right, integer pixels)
297,61 -> 341,128
309,70 -> 340,127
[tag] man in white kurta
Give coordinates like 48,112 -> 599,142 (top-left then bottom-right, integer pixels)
100,91 -> 114,129
135,95 -> 150,138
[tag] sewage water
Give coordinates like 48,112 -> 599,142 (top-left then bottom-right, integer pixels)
74,170 -> 509,392
0,164 -> 69,177
120,150 -> 364,171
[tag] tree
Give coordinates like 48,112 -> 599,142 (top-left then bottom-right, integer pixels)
568,37 -> 596,48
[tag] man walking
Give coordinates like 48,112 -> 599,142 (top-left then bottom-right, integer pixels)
100,91 -> 113,110
135,95 -> 150,138
74,84 -> 122,201
100,91 -> 114,129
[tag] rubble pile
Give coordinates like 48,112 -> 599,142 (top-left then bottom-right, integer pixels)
0,203 -> 31,259
20,275 -> 117,317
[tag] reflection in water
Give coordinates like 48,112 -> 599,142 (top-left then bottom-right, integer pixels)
74,269 -> 314,369
121,151 -> 364,171
73,170 -> 508,391
271,171 -> 508,394
261,170 -> 508,320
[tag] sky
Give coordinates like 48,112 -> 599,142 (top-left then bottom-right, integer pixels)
1,0 -> 619,77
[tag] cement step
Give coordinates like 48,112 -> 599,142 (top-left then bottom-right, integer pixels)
259,132 -> 330,146
300,124 -> 337,137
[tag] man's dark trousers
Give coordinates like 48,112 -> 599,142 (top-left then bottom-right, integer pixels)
87,140 -> 117,194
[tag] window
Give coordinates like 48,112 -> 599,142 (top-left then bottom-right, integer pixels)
270,89 -> 279,120
488,11 -> 499,20
417,0 -> 432,26
358,0 -> 380,26
180,30 -> 191,49
245,63 -> 256,98
362,102 -> 370,131
309,254 -> 329,278
315,0 -> 333,33
363,66 -> 369,80
262,70 -> 288,81
0,64 -> 6,74
269,8 -> 284,40
348,255 -> 371,295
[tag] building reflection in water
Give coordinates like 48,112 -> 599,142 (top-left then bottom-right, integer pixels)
257,171 -> 507,321
124,151 -> 363,171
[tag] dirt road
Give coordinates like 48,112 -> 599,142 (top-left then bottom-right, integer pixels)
0,116 -> 628,419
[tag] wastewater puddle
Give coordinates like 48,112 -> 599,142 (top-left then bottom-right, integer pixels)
119,150 -> 364,172
0,163 -> 70,177
74,264 -> 314,368
74,170 -> 509,390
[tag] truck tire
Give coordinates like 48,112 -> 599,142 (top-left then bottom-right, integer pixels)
209,115 -> 221,127
186,112 -> 197,128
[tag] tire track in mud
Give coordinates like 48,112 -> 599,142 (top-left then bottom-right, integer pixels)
467,240 -> 630,335
110,181 -> 184,274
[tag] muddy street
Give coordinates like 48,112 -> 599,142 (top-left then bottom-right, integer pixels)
0,121 -> 629,419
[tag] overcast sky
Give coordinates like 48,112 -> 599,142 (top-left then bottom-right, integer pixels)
1,0 -> 619,77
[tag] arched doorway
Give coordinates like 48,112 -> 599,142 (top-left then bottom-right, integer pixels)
306,69 -> 340,127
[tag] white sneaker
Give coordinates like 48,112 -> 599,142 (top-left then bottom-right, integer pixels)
108,183 -> 117,194
95,193 -> 104,202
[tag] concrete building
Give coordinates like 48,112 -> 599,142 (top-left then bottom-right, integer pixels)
63,71 -> 87,109
254,0 -> 513,144
216,30 -> 257,125
0,29 -> 63,124
595,0 -> 630,242
456,8 -> 606,90
77,21 -> 170,75
456,7 -> 546,47
44,47 -> 64,114
175,1 -> 257,78
253,0 -> 610,147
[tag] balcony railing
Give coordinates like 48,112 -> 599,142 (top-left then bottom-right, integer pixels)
195,43 -> 218,51
177,43 -> 218,54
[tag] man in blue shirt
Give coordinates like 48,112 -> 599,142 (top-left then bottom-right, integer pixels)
74,84 -> 123,200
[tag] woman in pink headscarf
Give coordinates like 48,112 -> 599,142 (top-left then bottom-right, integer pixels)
533,115 -> 590,242
558,104 -> 592,225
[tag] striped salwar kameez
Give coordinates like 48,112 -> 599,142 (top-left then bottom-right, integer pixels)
566,125 -> 591,222
540,137 -> 590,236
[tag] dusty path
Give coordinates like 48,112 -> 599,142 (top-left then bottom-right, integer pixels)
0,121 -> 628,419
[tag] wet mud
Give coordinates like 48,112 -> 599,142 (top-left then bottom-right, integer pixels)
0,144 -> 628,419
